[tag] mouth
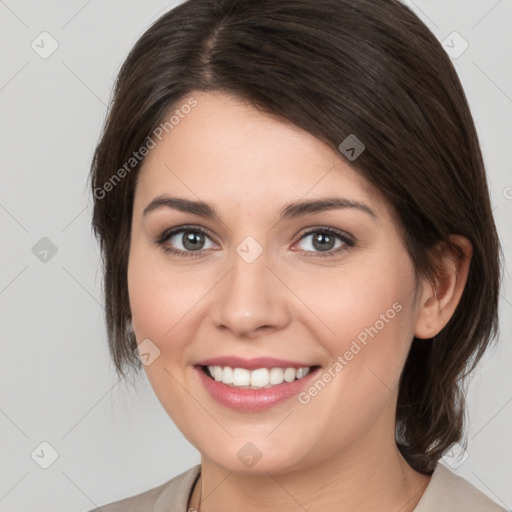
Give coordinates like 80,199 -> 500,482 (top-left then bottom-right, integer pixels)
193,356 -> 322,411
199,364 -> 321,389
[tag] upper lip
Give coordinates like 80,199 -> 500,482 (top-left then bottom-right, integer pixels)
194,356 -> 317,370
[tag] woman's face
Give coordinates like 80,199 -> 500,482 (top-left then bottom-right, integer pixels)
127,90 -> 427,474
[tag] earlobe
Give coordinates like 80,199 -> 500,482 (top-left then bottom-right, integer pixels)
414,235 -> 473,339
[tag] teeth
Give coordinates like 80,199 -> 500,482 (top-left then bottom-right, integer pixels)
206,365 -> 312,388
249,368 -> 268,387
296,367 -> 309,379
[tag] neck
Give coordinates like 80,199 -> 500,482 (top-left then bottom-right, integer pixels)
188,433 -> 431,512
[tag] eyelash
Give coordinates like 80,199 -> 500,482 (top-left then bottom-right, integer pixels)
154,225 -> 355,258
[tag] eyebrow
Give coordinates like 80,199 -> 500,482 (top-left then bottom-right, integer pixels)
142,195 -> 377,221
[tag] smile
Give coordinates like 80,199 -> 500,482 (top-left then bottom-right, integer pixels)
195,362 -> 321,412
205,365 -> 313,388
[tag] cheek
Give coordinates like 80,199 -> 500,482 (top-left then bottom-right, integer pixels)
127,243 -> 204,340
297,255 -> 416,351
295,253 -> 417,405
127,247 -> 205,428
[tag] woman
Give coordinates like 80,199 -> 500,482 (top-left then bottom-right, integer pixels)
88,0 -> 505,510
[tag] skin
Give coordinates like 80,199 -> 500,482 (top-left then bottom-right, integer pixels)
127,91 -> 472,511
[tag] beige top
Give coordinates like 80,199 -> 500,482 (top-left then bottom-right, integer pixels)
88,462 -> 507,512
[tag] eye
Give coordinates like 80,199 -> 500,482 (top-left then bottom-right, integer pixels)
155,225 -> 217,257
294,227 -> 354,257
154,225 -> 355,258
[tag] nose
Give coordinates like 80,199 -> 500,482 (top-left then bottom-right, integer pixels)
211,242 -> 290,339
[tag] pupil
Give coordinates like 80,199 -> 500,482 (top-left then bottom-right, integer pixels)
183,231 -> 204,251
313,232 -> 334,251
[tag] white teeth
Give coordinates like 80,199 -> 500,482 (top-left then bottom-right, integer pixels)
222,366 -> 233,384
206,365 -> 312,388
250,368 -> 269,387
269,367 -> 284,385
284,367 -> 296,382
213,366 -> 223,382
233,368 -> 250,386
296,367 -> 310,379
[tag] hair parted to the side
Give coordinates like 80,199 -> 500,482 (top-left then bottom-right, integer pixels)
89,0 -> 502,474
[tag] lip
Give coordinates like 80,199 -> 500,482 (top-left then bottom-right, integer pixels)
194,364 -> 321,412
194,356 -> 316,370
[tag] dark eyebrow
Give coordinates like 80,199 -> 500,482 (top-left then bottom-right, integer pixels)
279,197 -> 377,220
143,195 -> 377,220
143,195 -> 216,218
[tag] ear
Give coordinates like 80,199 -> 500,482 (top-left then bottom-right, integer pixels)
414,235 -> 473,339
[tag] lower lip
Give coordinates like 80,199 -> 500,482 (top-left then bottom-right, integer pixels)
195,366 -> 320,412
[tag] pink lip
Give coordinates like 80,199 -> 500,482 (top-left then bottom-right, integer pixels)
195,356 -> 315,370
194,364 -> 320,412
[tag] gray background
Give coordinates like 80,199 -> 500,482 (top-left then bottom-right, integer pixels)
0,1 -> 511,510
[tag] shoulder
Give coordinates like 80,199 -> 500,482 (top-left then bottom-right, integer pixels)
414,462 -> 507,512
86,464 -> 201,512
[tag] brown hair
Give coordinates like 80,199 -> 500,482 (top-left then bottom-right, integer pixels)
89,0 -> 502,473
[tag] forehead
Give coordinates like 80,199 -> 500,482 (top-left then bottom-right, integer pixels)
134,91 -> 386,217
